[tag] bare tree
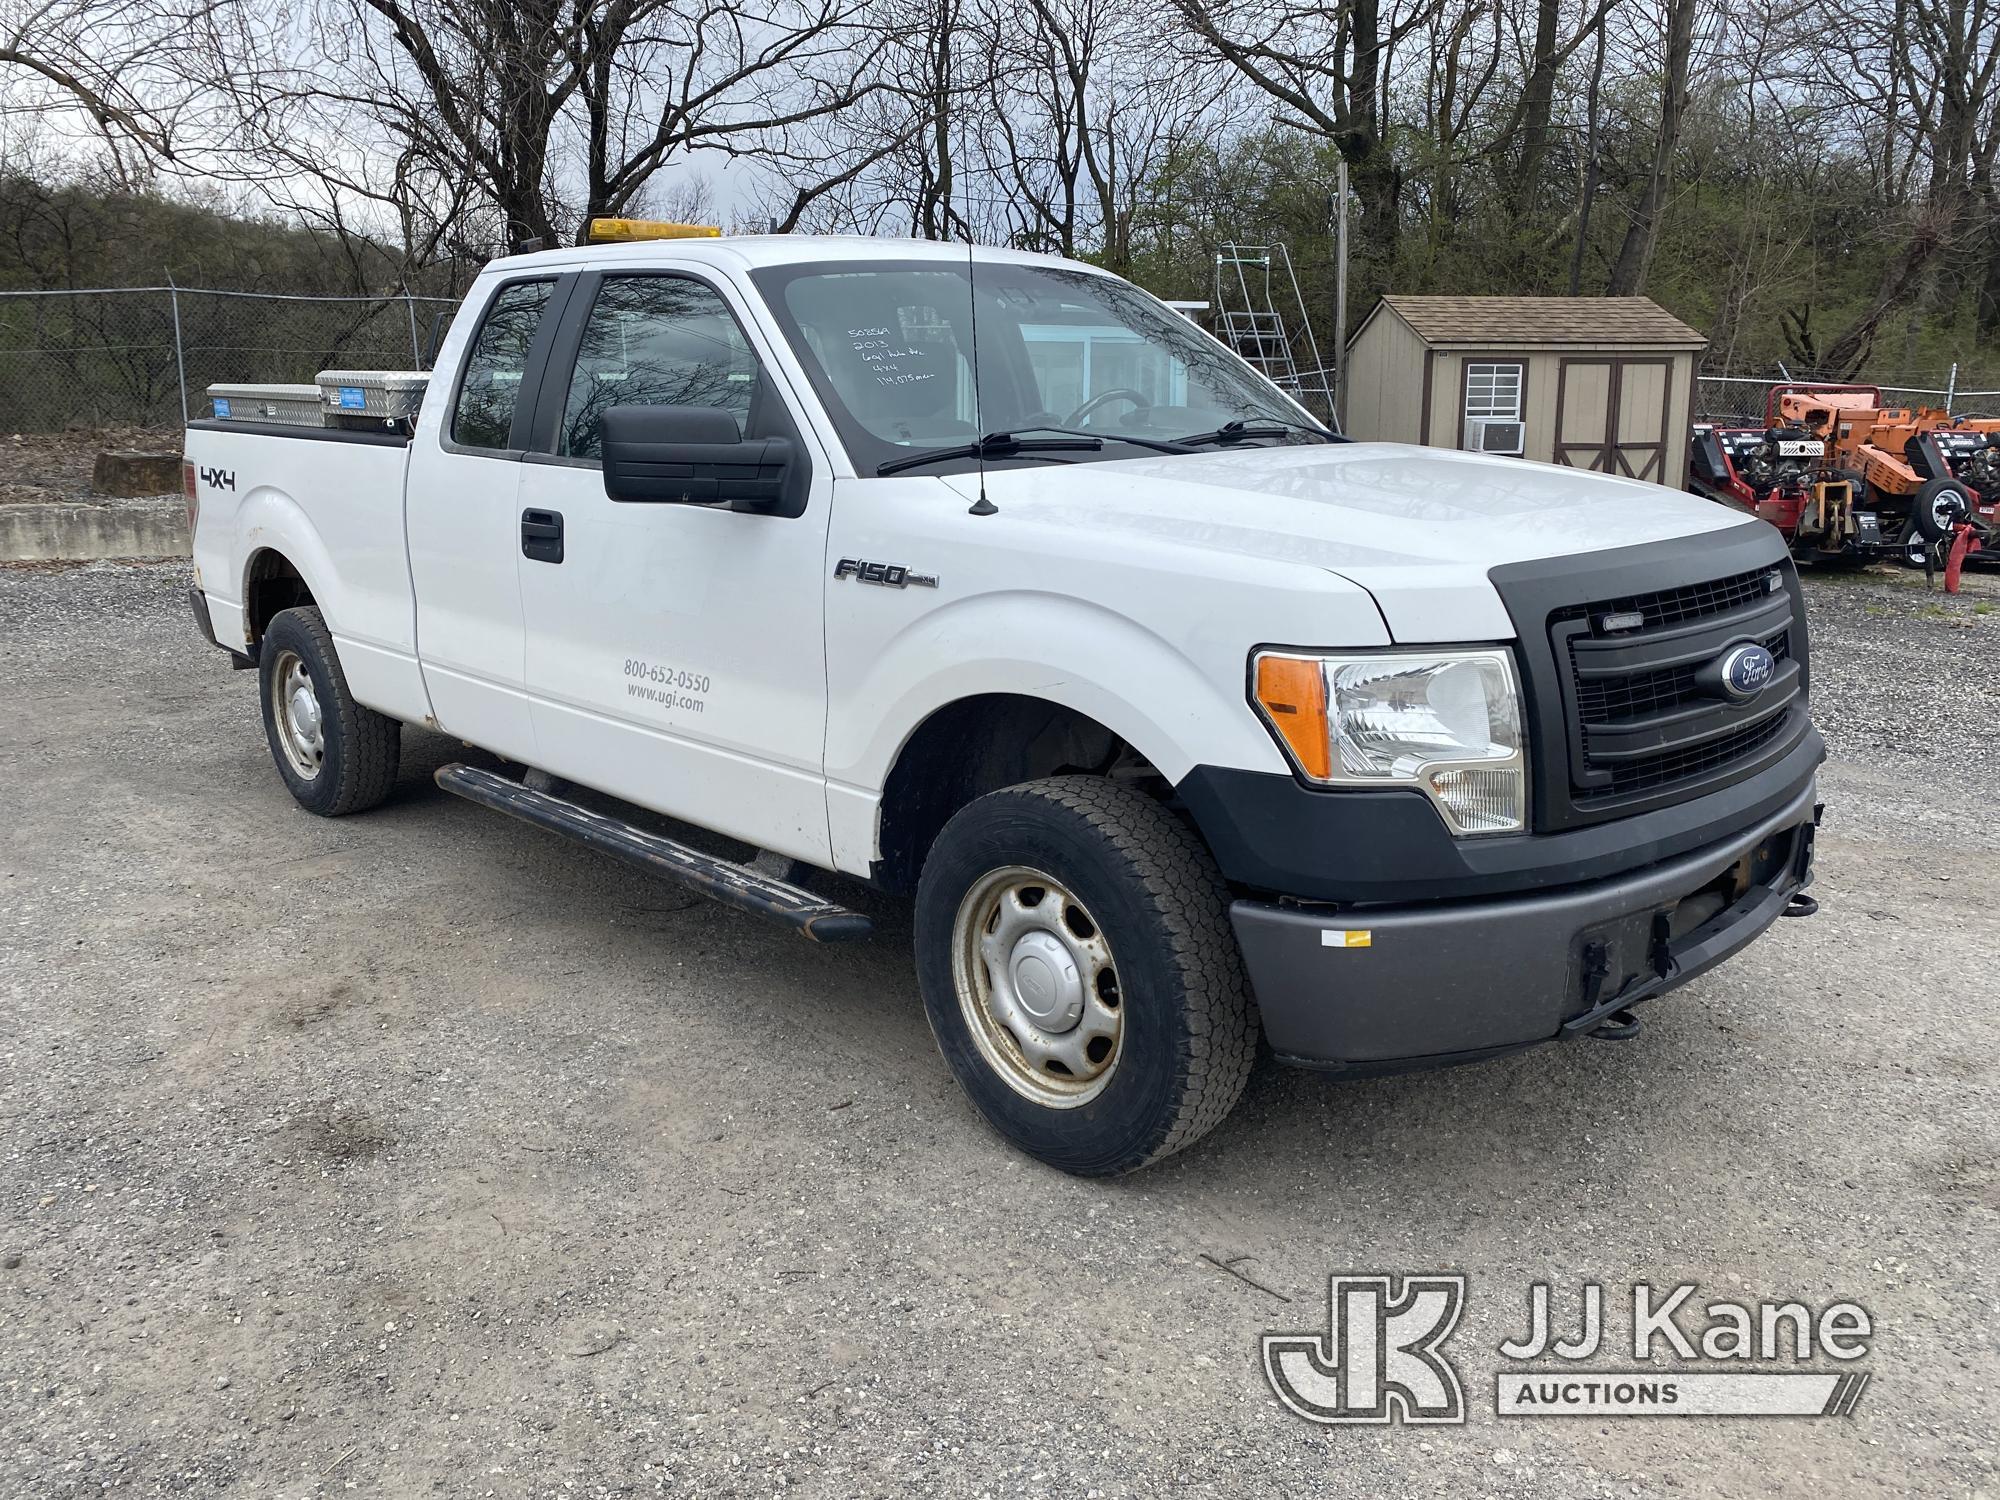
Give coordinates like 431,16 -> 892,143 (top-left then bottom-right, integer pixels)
1497,0 -> 1617,225
1605,0 -> 1700,295
2,0 -> 1993,395
1813,0 -> 2000,367
220,0 -> 893,256
1171,0 -> 1446,267
1565,4 -> 1610,294
982,0 -> 1234,269
0,0 -> 233,170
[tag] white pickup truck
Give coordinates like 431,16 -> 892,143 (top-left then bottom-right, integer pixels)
185,235 -> 1822,1175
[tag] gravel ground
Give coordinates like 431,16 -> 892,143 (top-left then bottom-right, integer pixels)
0,561 -> 1995,1499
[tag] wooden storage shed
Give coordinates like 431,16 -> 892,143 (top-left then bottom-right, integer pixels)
1342,296 -> 1708,491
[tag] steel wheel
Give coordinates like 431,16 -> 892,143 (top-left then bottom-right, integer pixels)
1898,522 -> 1931,569
915,778 -> 1257,1173
268,648 -> 325,780
951,865 -> 1124,1108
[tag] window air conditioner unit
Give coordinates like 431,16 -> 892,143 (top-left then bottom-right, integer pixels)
1466,417 -> 1526,456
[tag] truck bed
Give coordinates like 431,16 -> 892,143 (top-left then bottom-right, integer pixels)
185,419 -> 428,725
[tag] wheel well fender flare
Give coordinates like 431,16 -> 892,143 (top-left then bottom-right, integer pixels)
834,591 -> 1281,797
234,487 -> 339,646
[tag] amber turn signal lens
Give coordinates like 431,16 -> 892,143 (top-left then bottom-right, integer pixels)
1253,655 -> 1331,779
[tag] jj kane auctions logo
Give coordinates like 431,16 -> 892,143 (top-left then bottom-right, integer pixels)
1265,1275 -> 1873,1423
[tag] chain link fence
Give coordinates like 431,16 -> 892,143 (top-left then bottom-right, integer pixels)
1694,373 -> 2000,427
0,286 -> 463,432
7,285 -> 1999,441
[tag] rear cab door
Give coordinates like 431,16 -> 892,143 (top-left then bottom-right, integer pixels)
406,270 -> 577,762
511,263 -> 837,866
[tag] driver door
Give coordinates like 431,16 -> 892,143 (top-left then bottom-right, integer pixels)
515,269 -> 835,865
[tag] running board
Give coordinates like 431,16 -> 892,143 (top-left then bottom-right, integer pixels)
433,763 -> 872,943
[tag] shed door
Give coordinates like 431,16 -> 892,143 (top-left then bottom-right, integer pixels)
1554,357 -> 1673,482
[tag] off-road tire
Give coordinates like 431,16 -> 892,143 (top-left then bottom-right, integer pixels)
914,775 -> 1258,1175
1912,476 -> 1974,543
258,606 -> 400,816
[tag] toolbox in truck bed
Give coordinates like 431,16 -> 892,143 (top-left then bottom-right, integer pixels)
317,370 -> 428,426
206,383 -> 326,427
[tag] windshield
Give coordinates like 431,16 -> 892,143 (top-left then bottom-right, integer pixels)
748,259 -> 1335,475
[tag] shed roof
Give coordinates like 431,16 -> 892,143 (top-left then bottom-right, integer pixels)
1363,295 -> 1706,349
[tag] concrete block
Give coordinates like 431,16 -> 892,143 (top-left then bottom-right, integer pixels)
92,450 -> 183,498
0,500 -> 190,561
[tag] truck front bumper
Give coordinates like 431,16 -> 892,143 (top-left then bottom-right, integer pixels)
1233,778 -> 1819,1073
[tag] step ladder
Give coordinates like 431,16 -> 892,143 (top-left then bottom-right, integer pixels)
1212,243 -> 1336,423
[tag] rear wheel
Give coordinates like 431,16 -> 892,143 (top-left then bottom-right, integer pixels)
914,776 -> 1258,1175
1912,476 -> 1974,543
1896,521 -> 1933,570
258,606 -> 401,816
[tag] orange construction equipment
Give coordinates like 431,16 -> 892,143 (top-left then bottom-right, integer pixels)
1766,384 -> 1998,566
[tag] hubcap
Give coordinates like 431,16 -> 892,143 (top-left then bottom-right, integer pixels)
270,650 -> 325,779
951,866 -> 1123,1108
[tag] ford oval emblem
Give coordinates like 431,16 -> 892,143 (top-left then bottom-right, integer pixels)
1718,643 -> 1776,700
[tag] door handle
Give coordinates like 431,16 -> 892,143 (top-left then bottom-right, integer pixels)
521,508 -> 564,564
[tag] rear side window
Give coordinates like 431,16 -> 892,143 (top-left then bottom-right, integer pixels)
557,276 -> 762,459
451,280 -> 555,450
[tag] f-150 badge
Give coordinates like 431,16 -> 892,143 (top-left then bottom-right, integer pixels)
834,558 -> 938,588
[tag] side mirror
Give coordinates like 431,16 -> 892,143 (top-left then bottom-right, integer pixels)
600,404 -> 795,513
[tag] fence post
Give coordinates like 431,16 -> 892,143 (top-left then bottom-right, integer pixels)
166,273 -> 189,425
1946,362 -> 1958,416
403,287 -> 421,366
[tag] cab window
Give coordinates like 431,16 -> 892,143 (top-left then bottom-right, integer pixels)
557,276 -> 762,459
451,279 -> 555,450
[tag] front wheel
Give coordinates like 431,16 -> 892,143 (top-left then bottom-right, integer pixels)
258,605 -> 401,816
1896,520 -> 1933,570
914,776 -> 1258,1175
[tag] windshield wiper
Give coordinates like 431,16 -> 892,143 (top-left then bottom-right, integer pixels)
1002,425 -> 1198,456
876,431 -> 1102,476
1169,417 -> 1345,448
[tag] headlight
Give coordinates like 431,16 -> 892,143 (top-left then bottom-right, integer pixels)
1252,648 -> 1528,835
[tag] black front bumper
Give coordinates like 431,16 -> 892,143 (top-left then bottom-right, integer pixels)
1228,777 -> 1819,1073
1179,730 -> 1823,905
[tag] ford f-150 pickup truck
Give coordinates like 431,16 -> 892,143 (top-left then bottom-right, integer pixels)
184,235 -> 1822,1175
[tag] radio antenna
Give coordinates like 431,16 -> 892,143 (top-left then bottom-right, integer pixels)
964,231 -> 997,516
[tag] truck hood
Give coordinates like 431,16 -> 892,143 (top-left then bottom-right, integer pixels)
941,441 -> 1760,641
